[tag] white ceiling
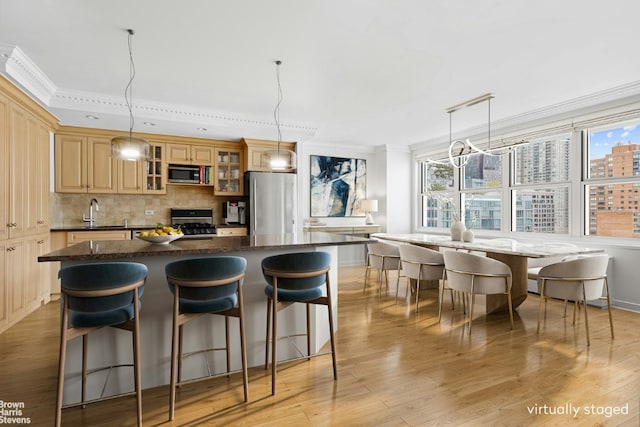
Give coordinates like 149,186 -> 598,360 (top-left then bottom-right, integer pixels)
1,0 -> 640,149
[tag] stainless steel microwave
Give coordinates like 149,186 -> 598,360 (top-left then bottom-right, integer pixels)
168,164 -> 200,184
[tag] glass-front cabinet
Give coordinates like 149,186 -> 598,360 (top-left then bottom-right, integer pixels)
214,148 -> 243,195
144,142 -> 166,194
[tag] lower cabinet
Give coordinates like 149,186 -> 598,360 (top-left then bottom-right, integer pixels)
66,230 -> 131,245
0,233 -> 51,335
216,227 -> 248,236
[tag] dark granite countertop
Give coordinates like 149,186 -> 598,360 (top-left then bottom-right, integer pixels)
50,225 -> 152,232
39,232 -> 373,262
51,224 -> 248,232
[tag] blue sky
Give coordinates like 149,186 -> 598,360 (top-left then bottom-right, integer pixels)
589,122 -> 640,158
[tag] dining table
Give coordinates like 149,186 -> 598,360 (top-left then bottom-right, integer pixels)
372,233 -> 605,313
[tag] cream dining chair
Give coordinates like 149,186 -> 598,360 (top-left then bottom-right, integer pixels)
398,244 -> 448,313
442,251 -> 514,333
536,254 -> 613,346
363,241 -> 402,298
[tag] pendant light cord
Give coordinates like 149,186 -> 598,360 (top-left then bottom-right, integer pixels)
125,29 -> 136,140
274,60 -> 283,155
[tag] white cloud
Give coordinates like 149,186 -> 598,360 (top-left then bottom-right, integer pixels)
621,131 -> 630,138
607,131 -> 613,138
623,125 -> 637,131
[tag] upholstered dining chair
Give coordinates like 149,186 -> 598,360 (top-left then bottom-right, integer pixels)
398,244 -> 448,312
442,251 -> 514,333
56,262 -> 148,427
262,251 -> 336,395
536,254 -> 613,346
165,256 -> 248,421
363,241 -> 402,297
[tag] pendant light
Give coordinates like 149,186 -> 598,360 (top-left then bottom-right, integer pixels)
262,60 -> 296,171
432,93 -> 495,168
111,29 -> 149,161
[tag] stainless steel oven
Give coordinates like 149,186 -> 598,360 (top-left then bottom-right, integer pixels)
170,208 -> 216,238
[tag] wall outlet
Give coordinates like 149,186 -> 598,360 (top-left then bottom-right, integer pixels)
145,209 -> 154,216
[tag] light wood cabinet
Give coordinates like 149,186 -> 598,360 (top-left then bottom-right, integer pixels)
25,236 -> 51,312
242,138 -> 296,172
25,116 -> 50,235
55,134 -> 117,193
66,230 -> 131,245
215,227 -> 247,236
0,241 -> 6,331
8,103 -> 26,239
0,93 -> 9,242
143,142 -> 166,194
0,76 -> 56,335
214,148 -> 243,195
6,239 -> 25,326
167,143 -> 214,165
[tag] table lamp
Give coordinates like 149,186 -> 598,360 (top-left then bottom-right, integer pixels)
361,199 -> 378,225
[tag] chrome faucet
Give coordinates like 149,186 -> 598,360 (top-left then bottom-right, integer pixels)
82,198 -> 100,225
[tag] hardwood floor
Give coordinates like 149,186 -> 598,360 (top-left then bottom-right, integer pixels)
1,265 -> 639,426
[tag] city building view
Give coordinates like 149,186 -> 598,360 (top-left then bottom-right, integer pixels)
423,123 -> 640,238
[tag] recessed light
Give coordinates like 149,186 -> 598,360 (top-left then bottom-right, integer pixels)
197,127 -> 208,131
85,115 -> 99,120
143,121 -> 156,126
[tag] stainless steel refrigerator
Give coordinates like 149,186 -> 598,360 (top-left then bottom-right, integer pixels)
244,171 -> 297,234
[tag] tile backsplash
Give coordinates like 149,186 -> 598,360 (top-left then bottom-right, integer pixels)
50,185 -> 240,227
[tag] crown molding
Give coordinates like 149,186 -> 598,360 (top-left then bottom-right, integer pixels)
411,80 -> 640,152
0,44 -> 317,141
0,44 -> 57,105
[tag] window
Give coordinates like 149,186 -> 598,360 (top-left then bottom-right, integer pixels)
585,121 -> 640,238
512,135 -> 570,234
417,116 -> 640,240
420,161 -> 456,228
462,154 -> 503,230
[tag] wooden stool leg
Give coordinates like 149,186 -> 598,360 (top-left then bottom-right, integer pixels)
225,316 -> 231,375
55,307 -> 69,427
82,335 -> 88,408
271,295 -> 278,395
265,298 -> 272,369
306,303 -> 311,360
133,295 -> 142,427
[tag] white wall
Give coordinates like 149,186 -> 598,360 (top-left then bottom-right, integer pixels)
296,141 -> 411,265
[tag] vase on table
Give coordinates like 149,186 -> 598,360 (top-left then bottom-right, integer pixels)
462,228 -> 474,243
450,220 -> 465,241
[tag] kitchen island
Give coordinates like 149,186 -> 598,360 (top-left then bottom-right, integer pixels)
39,232 -> 373,405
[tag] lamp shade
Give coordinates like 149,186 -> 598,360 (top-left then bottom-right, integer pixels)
360,199 -> 378,213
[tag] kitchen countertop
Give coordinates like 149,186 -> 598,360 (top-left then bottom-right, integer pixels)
51,224 -> 248,232
39,232 -> 373,262
50,225 -> 154,232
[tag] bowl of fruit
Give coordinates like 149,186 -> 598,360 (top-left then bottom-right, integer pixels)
136,224 -> 183,244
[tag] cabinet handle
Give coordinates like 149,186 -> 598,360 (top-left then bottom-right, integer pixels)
7,247 -> 15,252
37,240 -> 44,244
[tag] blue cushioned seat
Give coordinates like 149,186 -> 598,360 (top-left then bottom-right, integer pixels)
56,262 -> 148,427
261,251 -> 337,395
165,256 -> 249,421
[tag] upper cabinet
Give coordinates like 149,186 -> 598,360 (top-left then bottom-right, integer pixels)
167,143 -> 214,165
117,141 -> 166,194
242,138 -> 296,172
55,134 -> 117,193
55,132 -> 168,195
214,148 -> 243,195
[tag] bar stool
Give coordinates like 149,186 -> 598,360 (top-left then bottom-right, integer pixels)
56,262 -> 148,427
165,256 -> 248,421
262,251 -> 336,395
